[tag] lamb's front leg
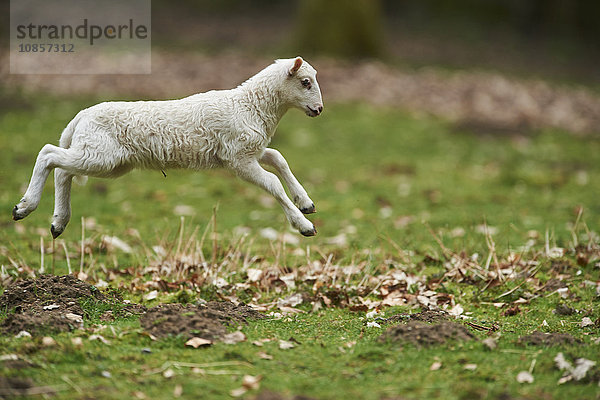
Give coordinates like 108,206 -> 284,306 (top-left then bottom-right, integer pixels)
51,168 -> 73,239
259,148 -> 316,214
232,160 -> 316,236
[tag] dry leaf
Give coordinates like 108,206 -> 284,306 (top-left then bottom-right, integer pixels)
230,387 -> 247,397
95,279 -> 109,289
580,317 -> 594,327
42,336 -> 56,347
252,338 -> 272,347
279,307 -> 304,315
139,332 -> 158,341
163,368 -> 175,379
430,361 -> 442,371
448,304 -> 464,317
463,364 -> 477,371
572,358 -> 597,381
277,293 -> 303,308
242,375 -> 262,390
71,337 -> 83,347
185,337 -> 212,348
548,247 -> 564,258
382,297 -> 406,307
257,351 -> 273,360
516,371 -> 534,383
554,352 -> 596,384
65,313 -> 83,323
502,304 -> 520,316
144,290 -> 158,301
89,334 -> 110,344
43,304 -> 60,310
173,384 -> 183,398
557,375 -> 572,385
278,340 -> 295,350
223,331 -> 246,345
554,353 -> 572,371
247,268 -> 263,282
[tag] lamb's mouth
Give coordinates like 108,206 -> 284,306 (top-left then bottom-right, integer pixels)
305,106 -> 319,117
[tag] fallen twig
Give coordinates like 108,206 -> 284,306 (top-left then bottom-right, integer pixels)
466,321 -> 499,332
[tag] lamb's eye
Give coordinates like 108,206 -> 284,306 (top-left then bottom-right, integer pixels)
301,79 -> 311,88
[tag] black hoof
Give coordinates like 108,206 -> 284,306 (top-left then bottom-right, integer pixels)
300,203 -> 316,214
50,224 -> 63,239
12,205 -> 23,221
300,226 -> 317,237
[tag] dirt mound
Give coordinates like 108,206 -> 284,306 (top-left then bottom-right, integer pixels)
386,310 -> 449,324
0,274 -> 105,311
379,321 -> 475,347
0,275 -> 105,335
0,376 -> 35,398
0,275 -> 144,335
518,331 -> 579,346
554,304 -> 575,316
140,301 -> 264,340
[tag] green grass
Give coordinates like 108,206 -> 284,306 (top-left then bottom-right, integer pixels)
1,308 -> 598,400
1,91 -> 599,399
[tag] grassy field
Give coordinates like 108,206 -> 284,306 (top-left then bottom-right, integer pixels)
1,91 -> 599,399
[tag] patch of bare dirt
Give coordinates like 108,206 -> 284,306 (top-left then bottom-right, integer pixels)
0,274 -> 105,311
518,331 -> 579,346
0,275 -> 144,335
0,275 -> 103,334
140,301 -> 264,340
554,304 -> 575,316
379,321 -> 474,347
386,309 -> 449,324
0,376 -> 35,398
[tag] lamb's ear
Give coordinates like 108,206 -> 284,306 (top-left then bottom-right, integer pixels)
288,57 -> 303,76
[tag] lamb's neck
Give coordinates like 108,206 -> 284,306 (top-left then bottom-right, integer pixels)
238,80 -> 288,137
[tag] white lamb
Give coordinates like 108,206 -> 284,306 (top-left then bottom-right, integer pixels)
13,57 -> 324,238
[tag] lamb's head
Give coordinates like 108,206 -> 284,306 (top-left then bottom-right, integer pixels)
278,57 -> 323,117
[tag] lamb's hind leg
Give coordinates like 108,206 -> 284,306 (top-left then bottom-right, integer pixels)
50,168 -> 73,238
260,148 -> 316,214
13,144 -> 62,221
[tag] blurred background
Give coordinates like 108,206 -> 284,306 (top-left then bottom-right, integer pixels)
146,0 -> 600,82
1,0 -> 600,257
2,0 -> 599,133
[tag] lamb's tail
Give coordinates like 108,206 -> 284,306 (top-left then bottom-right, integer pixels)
59,112 -> 88,186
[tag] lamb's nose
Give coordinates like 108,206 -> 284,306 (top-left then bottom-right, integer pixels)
317,105 -> 323,114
